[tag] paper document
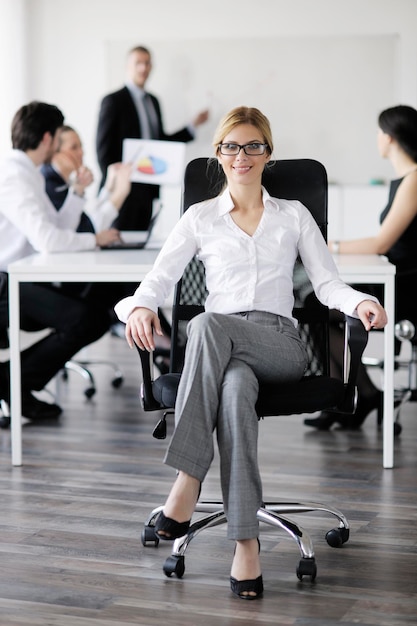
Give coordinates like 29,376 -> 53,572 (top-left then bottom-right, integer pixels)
122,139 -> 186,185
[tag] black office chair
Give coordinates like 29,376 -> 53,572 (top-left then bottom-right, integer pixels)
362,267 -> 417,435
61,355 -> 123,399
136,158 -> 369,582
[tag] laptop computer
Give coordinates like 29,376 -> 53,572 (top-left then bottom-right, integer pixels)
100,208 -> 161,250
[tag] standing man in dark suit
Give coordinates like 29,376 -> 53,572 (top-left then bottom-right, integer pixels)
96,45 -> 209,231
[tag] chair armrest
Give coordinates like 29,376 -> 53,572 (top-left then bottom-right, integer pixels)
136,345 -> 163,411
337,315 -> 369,413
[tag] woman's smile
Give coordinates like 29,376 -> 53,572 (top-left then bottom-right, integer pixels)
233,164 -> 252,174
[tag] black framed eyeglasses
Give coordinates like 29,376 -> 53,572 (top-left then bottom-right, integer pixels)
218,142 -> 268,156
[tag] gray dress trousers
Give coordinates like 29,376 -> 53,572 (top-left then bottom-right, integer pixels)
164,310 -> 308,540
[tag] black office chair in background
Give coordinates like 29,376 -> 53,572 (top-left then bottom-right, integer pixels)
61,353 -> 123,399
63,310 -> 172,399
136,158 -> 369,582
393,318 -> 417,404
63,313 -> 171,399
362,266 -> 417,435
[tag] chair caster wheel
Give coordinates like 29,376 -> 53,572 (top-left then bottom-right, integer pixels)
84,387 -> 96,399
326,527 -> 349,547
112,375 -> 123,389
163,555 -> 185,578
296,557 -> 317,581
141,526 -> 159,546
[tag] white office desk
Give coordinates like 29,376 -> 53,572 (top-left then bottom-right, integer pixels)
333,254 -> 396,469
8,248 -> 160,467
7,251 -> 395,469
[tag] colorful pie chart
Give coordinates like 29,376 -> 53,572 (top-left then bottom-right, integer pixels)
136,155 -> 167,175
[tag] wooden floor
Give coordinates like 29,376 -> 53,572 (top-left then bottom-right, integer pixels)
0,332 -> 416,626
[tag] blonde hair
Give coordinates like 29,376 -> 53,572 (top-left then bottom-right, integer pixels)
213,106 -> 273,155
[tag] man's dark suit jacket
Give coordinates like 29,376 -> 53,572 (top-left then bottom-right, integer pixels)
96,86 -> 193,230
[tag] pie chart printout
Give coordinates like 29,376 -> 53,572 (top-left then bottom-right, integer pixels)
137,155 -> 167,176
123,139 -> 186,185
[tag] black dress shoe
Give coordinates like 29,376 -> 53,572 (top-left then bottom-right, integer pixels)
0,370 -> 11,428
0,415 -> 10,429
22,393 -> 62,420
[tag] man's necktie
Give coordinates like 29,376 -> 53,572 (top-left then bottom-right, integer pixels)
143,94 -> 159,139
136,93 -> 151,139
137,93 -> 158,139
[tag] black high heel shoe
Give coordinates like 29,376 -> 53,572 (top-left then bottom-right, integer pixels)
154,512 -> 191,541
347,390 -> 383,429
230,575 -> 264,600
154,483 -> 201,541
230,538 -> 263,600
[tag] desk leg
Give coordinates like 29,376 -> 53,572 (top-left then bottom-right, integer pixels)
9,276 -> 22,466
383,275 -> 395,469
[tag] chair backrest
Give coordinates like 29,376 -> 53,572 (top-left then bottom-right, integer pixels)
183,157 -> 327,237
169,158 -> 330,374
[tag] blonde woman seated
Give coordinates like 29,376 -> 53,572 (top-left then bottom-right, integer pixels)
115,106 -> 387,600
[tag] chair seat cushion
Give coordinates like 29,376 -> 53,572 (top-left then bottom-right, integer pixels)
152,373 -> 345,416
153,373 -> 181,408
256,376 -> 345,416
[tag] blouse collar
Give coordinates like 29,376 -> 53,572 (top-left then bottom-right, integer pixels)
217,185 -> 280,217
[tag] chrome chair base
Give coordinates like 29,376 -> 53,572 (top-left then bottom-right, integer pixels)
141,499 -> 350,582
63,359 -> 123,399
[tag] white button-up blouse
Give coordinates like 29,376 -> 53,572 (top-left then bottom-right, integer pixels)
115,186 -> 377,326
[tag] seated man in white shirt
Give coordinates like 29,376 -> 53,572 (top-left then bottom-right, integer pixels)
0,101 -> 122,423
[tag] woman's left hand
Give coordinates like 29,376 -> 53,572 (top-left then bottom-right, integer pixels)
356,300 -> 388,331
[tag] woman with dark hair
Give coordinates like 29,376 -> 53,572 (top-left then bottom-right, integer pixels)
305,104 -> 417,431
115,106 -> 387,599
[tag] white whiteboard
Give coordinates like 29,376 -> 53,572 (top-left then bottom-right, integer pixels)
107,35 -> 398,185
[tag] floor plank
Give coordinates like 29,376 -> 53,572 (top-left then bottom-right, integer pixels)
1,332 -> 416,625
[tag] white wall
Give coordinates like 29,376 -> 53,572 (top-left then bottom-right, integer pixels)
1,0 -> 417,235
106,34 -> 397,186
0,0 -> 29,154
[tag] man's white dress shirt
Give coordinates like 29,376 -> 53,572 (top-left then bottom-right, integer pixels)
115,187 -> 377,326
84,186 -> 119,233
0,150 -> 96,271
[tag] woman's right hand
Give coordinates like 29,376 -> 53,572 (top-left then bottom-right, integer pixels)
125,307 -> 162,351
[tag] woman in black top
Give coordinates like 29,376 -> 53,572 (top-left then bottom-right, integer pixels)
305,104 -> 417,430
